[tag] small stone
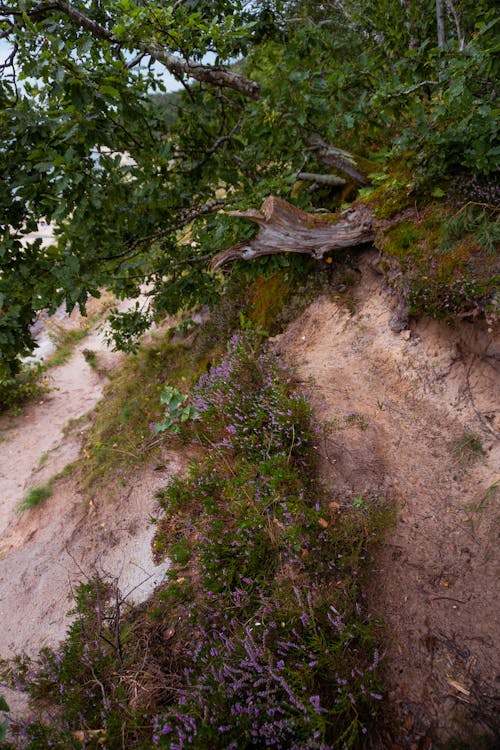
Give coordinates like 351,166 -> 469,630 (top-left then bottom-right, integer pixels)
401,329 -> 411,341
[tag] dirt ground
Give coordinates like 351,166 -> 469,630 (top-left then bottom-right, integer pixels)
271,252 -> 499,746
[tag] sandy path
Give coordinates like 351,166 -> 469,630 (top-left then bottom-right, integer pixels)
0,340 -> 102,540
272,253 -> 499,742
0,308 -> 118,540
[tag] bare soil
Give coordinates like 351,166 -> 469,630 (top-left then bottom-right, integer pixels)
271,252 -> 499,745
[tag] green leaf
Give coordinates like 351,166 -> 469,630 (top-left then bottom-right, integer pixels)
101,85 -> 121,99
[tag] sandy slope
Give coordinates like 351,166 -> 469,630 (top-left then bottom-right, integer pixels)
272,252 -> 499,742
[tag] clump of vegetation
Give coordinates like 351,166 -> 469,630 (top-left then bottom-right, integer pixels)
155,386 -> 199,435
0,363 -> 49,415
17,482 -> 53,512
78,330 -> 200,494
82,348 -> 97,369
377,203 -> 499,322
4,329 -> 390,749
452,432 -> 485,464
46,324 -> 91,367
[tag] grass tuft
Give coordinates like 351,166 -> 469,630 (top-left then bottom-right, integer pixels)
452,432 -> 485,464
18,482 -> 53,512
46,325 -> 90,367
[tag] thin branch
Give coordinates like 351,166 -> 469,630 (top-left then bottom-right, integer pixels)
436,0 -> 446,48
306,136 -> 368,184
126,52 -> 146,70
293,172 -> 346,186
97,199 -> 226,262
445,0 -> 465,50
391,80 -> 438,96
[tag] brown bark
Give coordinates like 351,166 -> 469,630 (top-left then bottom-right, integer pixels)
211,196 -> 375,270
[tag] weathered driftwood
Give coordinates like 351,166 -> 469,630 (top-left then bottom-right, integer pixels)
211,196 -> 375,270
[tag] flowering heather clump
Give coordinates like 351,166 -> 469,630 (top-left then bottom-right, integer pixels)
3,328 -> 388,749
452,174 -> 500,208
149,331 -> 386,748
191,330 -> 312,462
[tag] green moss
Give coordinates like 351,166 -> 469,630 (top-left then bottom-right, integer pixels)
380,221 -> 420,261
358,164 -> 413,219
248,272 -> 291,332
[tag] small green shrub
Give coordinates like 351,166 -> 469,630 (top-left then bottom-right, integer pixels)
155,386 -> 199,434
0,362 -> 49,414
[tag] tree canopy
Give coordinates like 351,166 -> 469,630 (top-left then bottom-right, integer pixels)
0,0 -> 498,376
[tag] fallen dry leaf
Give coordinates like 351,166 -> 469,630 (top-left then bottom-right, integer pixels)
319,517 -> 329,528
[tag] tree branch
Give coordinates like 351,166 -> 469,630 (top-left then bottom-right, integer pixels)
293,172 -> 346,186
306,136 -> 369,184
445,0 -> 465,50
11,0 -> 260,99
97,199 -> 226,262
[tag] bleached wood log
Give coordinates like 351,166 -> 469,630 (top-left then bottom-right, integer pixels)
211,196 -> 375,270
